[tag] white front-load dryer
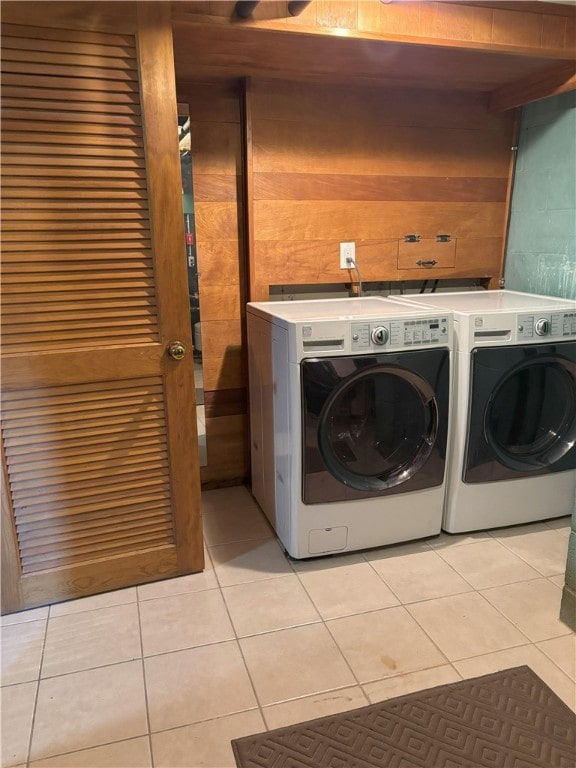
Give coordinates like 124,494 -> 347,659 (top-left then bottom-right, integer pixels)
247,297 -> 453,558
388,290 -> 576,533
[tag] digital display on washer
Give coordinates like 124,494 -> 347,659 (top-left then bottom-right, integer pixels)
351,317 -> 449,349
391,318 -> 449,346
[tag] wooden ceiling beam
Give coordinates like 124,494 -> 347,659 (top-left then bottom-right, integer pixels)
490,60 -> 576,111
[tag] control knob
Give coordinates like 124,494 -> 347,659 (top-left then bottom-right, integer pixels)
371,326 -> 389,345
535,318 -> 551,336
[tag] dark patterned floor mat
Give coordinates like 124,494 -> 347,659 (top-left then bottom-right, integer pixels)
232,665 -> 576,767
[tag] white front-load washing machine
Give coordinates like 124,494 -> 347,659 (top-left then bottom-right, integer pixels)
389,290 -> 576,532
247,297 -> 453,558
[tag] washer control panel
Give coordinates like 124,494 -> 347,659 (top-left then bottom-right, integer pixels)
517,311 -> 576,341
351,317 -> 449,350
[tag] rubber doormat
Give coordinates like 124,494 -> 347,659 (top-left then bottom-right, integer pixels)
232,665 -> 576,767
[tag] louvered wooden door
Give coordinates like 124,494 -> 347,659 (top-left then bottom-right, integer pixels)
0,5 -> 203,613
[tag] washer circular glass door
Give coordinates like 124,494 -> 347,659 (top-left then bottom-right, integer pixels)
317,365 -> 438,491
486,357 -> 576,471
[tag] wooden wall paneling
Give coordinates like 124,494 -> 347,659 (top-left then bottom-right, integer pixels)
249,80 -> 514,130
249,79 -> 514,296
490,61 -> 576,112
491,7 -> 543,48
243,79 -> 269,302
203,388 -> 247,420
541,13 -> 567,49
451,237 -> 504,277
200,414 -> 250,487
314,0 -> 358,30
244,79 -> 262,300
199,285 -> 242,321
419,2 -> 493,44
200,319 -> 244,391
195,202 -> 240,243
196,239 -> 241,284
0,5 -> 203,612
566,15 -> 576,51
252,121 -> 512,177
253,201 -> 506,239
253,240 -> 400,285
253,173 -> 508,203
173,0 -> 575,54
178,79 -> 250,483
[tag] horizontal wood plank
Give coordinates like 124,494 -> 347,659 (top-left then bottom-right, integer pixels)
193,174 -> 239,202
203,387 -> 247,419
254,201 -> 506,239
177,80 -> 241,123
197,240 -> 242,285
253,239 -> 399,284
189,122 -> 242,175
1,72 -> 139,93
253,120 -> 511,177
199,285 -> 242,320
253,173 -> 508,202
200,414 -> 249,485
195,202 -> 240,241
250,80 -> 512,131
202,351 -> 244,392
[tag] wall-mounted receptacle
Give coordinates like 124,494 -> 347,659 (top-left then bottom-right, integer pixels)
340,242 -> 355,269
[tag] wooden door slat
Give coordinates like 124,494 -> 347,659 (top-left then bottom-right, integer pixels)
18,504 -> 171,534
13,476 -> 170,507
16,494 -> 171,524
21,521 -> 173,557
0,34 -> 136,60
1,60 -> 139,81
1,72 -> 140,93
1,84 -> 141,104
21,535 -> 173,573
2,145 -> 145,159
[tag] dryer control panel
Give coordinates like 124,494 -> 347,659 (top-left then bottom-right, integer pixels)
351,316 -> 450,350
517,311 -> 576,341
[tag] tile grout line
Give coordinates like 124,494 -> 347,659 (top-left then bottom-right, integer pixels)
135,590 -> 154,768
208,536 -> 271,735
491,531 -> 567,578
431,538 -> 543,589
292,554 -> 466,703
24,603 -> 50,768
362,546 -> 479,600
473,586 -> 574,653
359,554 -> 535,688
291,567 -> 370,710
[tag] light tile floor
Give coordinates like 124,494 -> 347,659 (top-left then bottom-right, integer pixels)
1,485 -> 574,768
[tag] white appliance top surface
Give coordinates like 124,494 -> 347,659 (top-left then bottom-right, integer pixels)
395,290 -> 576,313
247,297 -> 443,321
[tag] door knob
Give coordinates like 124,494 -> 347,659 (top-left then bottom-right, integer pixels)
167,340 -> 186,360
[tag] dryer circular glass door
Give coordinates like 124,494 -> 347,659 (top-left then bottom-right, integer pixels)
464,342 -> 576,483
317,365 -> 438,492
301,349 -> 449,504
486,357 -> 576,471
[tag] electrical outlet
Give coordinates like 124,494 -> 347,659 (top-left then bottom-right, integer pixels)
340,242 -> 355,269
